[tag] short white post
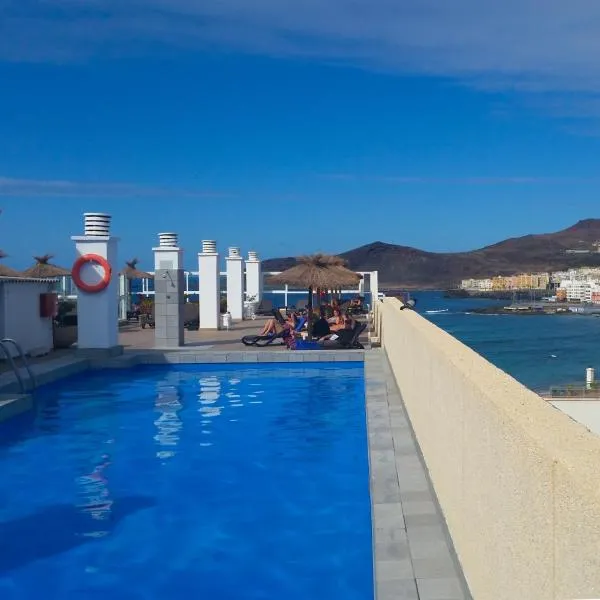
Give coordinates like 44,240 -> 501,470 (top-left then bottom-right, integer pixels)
198,240 -> 220,329
586,367 -> 595,390
153,233 -> 185,347
245,250 -> 262,303
226,247 -> 244,320
71,212 -> 119,351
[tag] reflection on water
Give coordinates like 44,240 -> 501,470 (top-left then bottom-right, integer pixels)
197,376 -> 222,446
75,453 -> 113,537
154,375 -> 183,459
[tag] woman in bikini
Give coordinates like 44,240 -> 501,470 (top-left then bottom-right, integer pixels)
259,311 -> 297,336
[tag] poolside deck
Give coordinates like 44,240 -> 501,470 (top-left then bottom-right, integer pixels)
119,317 -> 288,351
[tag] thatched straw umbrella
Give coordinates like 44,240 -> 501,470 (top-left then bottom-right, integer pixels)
0,250 -> 23,278
21,254 -> 70,279
119,259 -> 154,316
268,253 -> 361,335
119,258 -> 154,280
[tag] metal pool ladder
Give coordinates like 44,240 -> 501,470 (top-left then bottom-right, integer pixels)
0,338 -> 36,393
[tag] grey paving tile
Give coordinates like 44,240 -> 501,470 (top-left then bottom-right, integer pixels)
375,538 -> 411,561
408,539 -> 454,561
373,502 -> 406,529
401,500 -> 437,516
370,432 -> 395,451
376,559 -> 415,581
412,556 -> 459,579
400,490 -> 434,502
375,522 -> 408,545
404,513 -> 443,527
406,524 -> 447,543
370,450 -> 396,466
397,472 -> 431,494
372,473 -> 401,504
416,577 -> 467,600
376,578 -> 419,600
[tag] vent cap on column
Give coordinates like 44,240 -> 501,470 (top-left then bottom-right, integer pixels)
202,240 -> 217,253
158,233 -> 178,247
228,247 -> 241,258
248,251 -> 259,261
84,213 -> 111,236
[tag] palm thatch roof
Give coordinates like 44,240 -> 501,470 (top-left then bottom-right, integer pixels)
0,250 -> 23,278
268,254 -> 361,289
120,258 -> 154,280
21,254 -> 70,278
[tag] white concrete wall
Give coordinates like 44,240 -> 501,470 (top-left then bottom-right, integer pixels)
198,252 -> 220,329
381,297 -> 600,600
72,237 -> 119,349
226,257 -> 244,320
245,258 -> 262,302
0,281 -> 54,356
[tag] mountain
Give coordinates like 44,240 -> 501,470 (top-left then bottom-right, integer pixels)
262,219 -> 600,288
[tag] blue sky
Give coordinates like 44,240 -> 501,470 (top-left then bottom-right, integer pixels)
3,1 -> 600,270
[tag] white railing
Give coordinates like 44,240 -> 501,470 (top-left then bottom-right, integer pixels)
61,271 -> 375,301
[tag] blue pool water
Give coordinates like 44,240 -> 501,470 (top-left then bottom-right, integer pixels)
0,363 -> 372,600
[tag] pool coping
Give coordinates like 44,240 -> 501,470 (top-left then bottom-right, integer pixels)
0,349 -> 365,395
365,349 -> 472,600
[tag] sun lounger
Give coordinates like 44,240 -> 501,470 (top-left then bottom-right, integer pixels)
241,316 -> 307,347
293,321 -> 366,350
319,321 -> 367,349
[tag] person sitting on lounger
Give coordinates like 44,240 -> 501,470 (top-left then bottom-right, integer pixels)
312,310 -> 331,339
327,309 -> 346,330
321,313 -> 354,340
259,311 -> 297,336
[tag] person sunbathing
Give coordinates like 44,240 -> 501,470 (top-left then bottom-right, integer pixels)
320,313 -> 354,340
327,309 -> 346,331
259,311 -> 297,336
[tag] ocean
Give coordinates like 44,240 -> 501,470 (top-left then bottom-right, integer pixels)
411,291 -> 600,392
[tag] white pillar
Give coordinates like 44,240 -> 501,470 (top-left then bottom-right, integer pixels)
358,274 -> 365,297
226,247 -> 244,320
71,212 -> 119,350
586,367 -> 595,390
198,240 -> 220,329
371,270 -> 379,303
118,273 -> 128,320
245,250 -> 262,303
153,233 -> 185,347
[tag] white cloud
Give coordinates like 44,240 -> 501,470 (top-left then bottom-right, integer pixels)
318,173 -> 600,185
0,176 -> 233,198
3,1 -> 600,112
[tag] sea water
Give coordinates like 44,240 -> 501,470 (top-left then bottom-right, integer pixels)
413,291 -> 600,391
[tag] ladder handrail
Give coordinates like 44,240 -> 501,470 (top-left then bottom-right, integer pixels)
0,340 -> 26,394
1,338 -> 36,391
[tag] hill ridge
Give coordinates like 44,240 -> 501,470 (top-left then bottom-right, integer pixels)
262,219 -> 600,288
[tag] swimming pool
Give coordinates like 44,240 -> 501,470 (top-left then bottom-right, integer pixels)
0,363 -> 372,600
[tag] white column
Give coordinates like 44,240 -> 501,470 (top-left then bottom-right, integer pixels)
226,247 -> 244,320
371,270 -> 379,302
118,273 -> 128,320
198,240 -> 220,329
245,250 -> 262,303
71,212 -> 119,350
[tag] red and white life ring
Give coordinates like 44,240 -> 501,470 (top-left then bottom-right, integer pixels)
71,254 -> 112,293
